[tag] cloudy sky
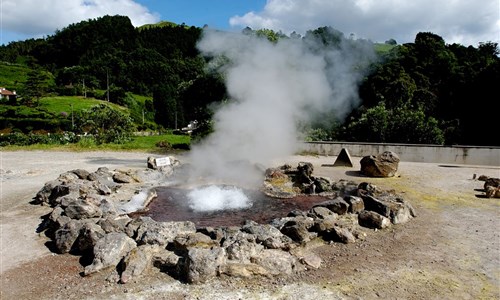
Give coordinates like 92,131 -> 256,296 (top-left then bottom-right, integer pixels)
1,0 -> 498,46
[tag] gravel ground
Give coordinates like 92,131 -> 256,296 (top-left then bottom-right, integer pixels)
1,150 -> 499,299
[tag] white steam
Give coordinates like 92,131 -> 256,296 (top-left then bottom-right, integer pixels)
187,185 -> 252,212
187,29 -> 373,186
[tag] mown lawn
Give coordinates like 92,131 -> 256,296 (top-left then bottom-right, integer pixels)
38,96 -> 127,115
1,133 -> 191,152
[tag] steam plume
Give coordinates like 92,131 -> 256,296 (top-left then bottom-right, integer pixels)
187,29 -> 374,186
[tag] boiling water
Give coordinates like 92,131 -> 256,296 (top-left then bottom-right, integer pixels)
143,185 -> 329,228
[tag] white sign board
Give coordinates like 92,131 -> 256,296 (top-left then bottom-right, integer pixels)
155,157 -> 171,167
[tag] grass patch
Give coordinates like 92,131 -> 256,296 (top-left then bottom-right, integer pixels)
374,43 -> 397,54
1,133 -> 191,152
0,61 -> 30,91
38,96 -> 127,115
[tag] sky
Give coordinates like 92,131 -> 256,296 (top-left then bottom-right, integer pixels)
0,0 -> 498,47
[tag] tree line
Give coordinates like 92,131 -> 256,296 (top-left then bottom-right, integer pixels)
0,15 -> 498,146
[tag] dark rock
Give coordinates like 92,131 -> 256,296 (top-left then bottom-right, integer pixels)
360,151 -> 400,177
34,180 -> 62,205
84,232 -> 137,276
313,197 -> 349,215
360,194 -> 413,224
308,206 -> 336,219
76,222 -> 106,252
311,215 -> 337,233
484,177 -> 500,189
358,210 -> 391,229
241,221 -> 293,250
98,215 -> 131,233
64,197 -> 103,219
71,169 -> 91,180
54,219 -> 85,253
344,195 -> 365,213
112,172 -> 135,184
332,179 -> 358,196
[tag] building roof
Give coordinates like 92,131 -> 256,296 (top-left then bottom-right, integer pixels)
0,87 -> 16,95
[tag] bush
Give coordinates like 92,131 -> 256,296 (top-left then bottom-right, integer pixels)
74,104 -> 135,144
0,132 -> 80,146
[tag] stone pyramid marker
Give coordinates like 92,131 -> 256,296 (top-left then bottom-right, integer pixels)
333,148 -> 353,167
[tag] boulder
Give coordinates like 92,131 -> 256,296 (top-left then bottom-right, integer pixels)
54,219 -> 86,253
136,218 -> 196,246
344,195 -> 365,213
361,194 -> 413,224
241,221 -> 294,250
225,238 -> 264,263
360,151 -> 400,177
484,177 -> 500,197
76,222 -> 106,252
180,247 -> 226,283
308,206 -> 336,219
252,249 -> 296,276
64,197 -> 103,219
84,232 -> 137,276
313,197 -> 349,215
120,244 -> 158,283
358,210 -> 391,229
173,232 -> 219,251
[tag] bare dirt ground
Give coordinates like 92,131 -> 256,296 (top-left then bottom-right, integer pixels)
1,150 -> 499,299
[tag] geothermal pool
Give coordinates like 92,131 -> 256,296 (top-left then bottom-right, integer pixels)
142,185 -> 330,228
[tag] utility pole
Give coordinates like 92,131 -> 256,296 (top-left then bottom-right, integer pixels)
71,103 -> 74,129
82,79 -> 87,98
175,111 -> 178,130
106,70 -> 110,102
142,109 -> 145,124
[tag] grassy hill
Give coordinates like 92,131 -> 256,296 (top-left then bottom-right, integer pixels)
374,43 -> 397,54
0,95 -> 137,133
39,96 -> 127,116
137,20 -> 190,31
0,61 -> 30,91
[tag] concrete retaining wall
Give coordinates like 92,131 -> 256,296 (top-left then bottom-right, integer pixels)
298,142 -> 500,166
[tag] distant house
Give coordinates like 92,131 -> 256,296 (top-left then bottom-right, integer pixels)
0,87 -> 17,102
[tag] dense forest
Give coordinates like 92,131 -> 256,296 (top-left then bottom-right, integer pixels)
0,15 -> 498,146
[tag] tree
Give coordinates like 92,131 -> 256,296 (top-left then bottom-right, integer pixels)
74,104 -> 135,144
345,103 -> 444,144
21,67 -> 51,106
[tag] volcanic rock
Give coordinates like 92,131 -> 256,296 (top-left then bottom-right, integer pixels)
313,197 -> 349,215
180,247 -> 227,283
251,249 -> 296,276
358,210 -> 391,229
344,195 -> 365,213
120,244 -> 157,284
84,232 -> 136,276
360,151 -> 400,177
135,217 -> 196,246
54,219 -> 86,253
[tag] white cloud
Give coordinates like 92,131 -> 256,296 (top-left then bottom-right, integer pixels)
230,0 -> 499,46
1,0 -> 159,38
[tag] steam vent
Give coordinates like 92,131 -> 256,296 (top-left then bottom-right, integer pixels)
34,156 -> 415,284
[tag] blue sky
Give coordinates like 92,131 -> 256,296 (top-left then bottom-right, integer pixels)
134,0 -> 267,29
1,0 -> 498,46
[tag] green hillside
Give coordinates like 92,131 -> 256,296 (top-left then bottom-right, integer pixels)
39,96 -> 127,115
0,61 -> 30,91
137,20 -> 188,31
374,43 -> 397,54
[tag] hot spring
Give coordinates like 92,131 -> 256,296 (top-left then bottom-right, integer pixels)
141,184 -> 330,228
